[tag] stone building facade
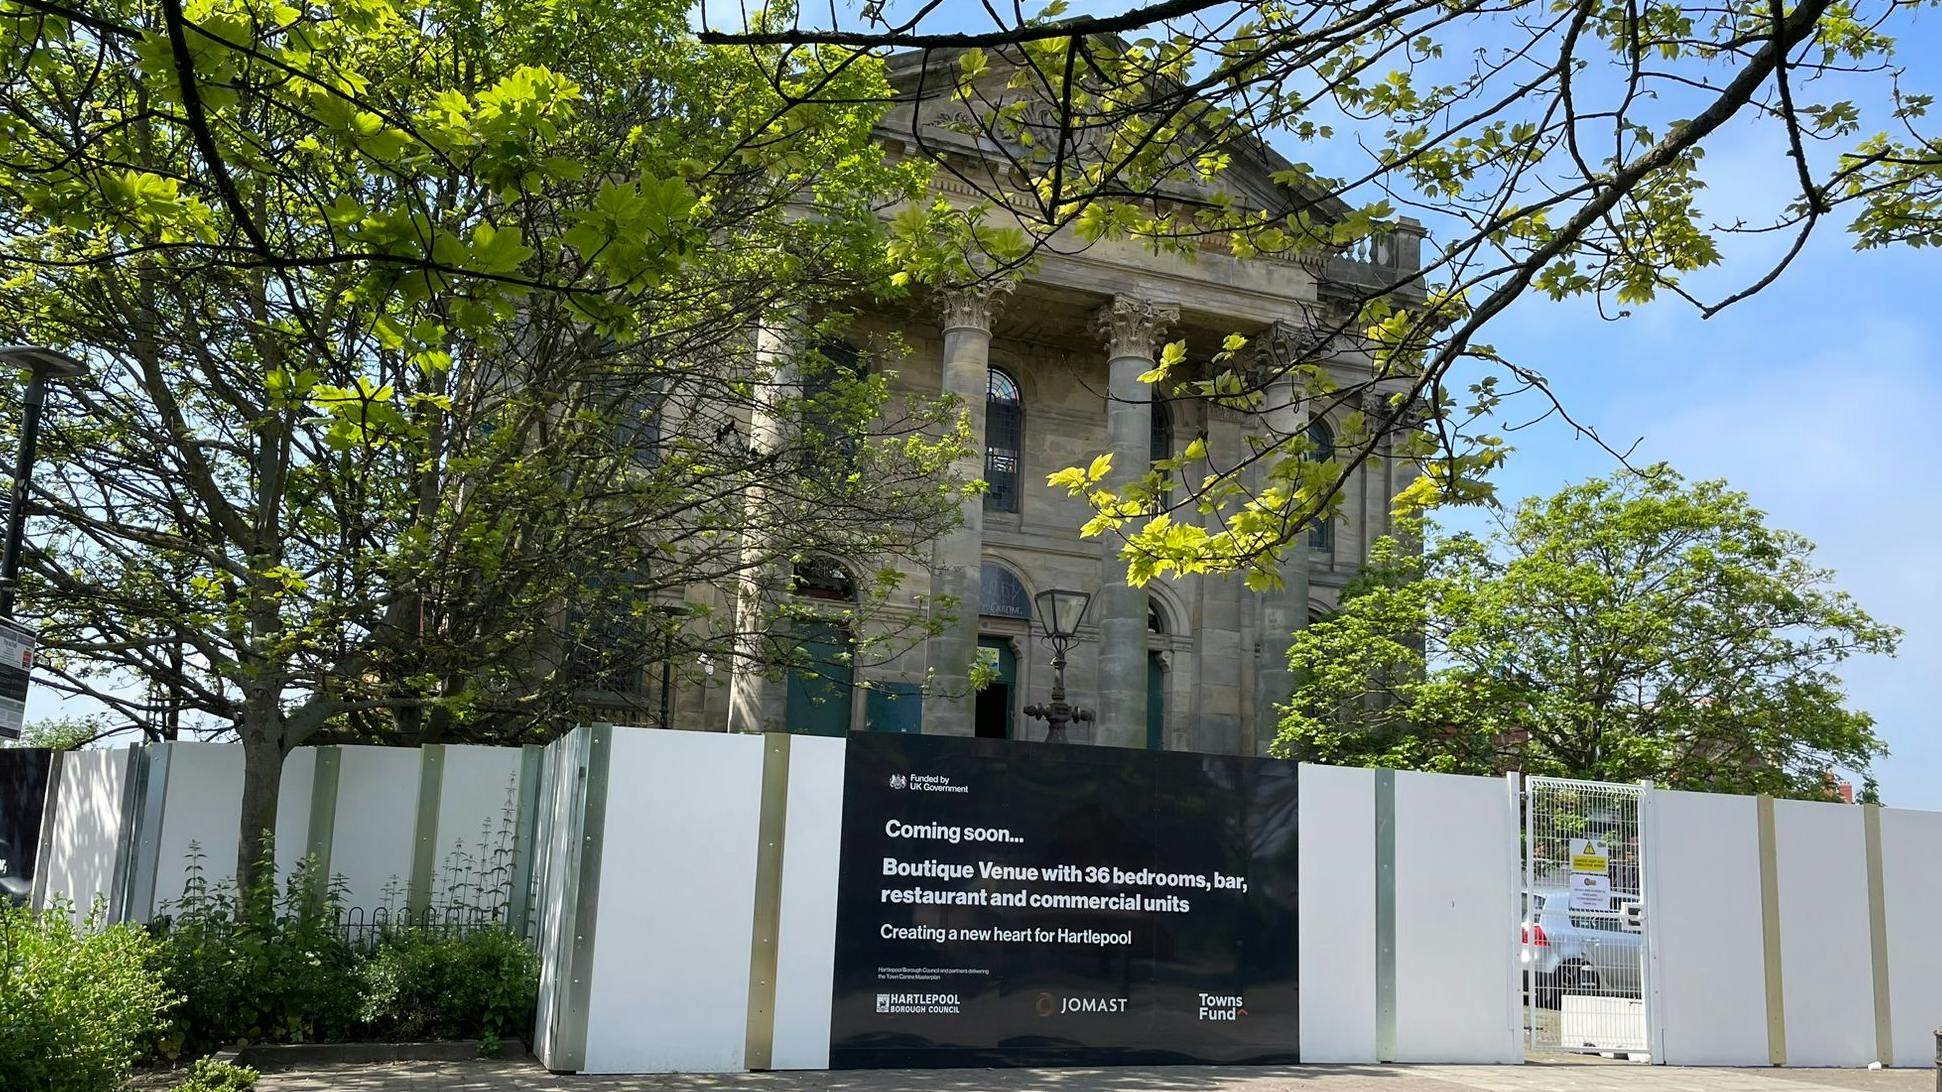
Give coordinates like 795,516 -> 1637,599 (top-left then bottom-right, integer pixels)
652,52 -> 1423,758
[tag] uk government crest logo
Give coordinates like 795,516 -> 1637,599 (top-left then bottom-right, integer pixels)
888,773 -> 909,789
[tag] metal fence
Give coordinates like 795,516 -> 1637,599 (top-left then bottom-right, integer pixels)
332,903 -> 514,951
1523,776 -> 1651,1058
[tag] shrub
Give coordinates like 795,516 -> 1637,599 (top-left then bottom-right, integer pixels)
150,848 -> 362,1056
150,838 -> 539,1054
356,927 -> 539,1041
0,899 -> 177,1092
173,1058 -> 257,1092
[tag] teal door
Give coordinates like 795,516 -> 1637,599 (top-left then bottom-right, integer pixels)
785,620 -> 854,736
1146,651 -> 1166,750
975,637 -> 1017,739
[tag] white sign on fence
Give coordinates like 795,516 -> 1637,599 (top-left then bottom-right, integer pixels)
1568,871 -> 1613,911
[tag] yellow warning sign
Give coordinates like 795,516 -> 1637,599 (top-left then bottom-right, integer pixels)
1569,837 -> 1610,874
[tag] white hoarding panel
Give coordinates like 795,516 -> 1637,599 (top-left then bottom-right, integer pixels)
1296,763 -> 1377,1062
1391,769 -> 1519,1064
39,748 -> 131,916
1773,799 -> 1873,1066
328,745 -> 421,910
1879,806 -> 1942,1068
151,742 -> 244,914
770,734 -> 846,1070
581,728 -> 764,1073
1650,790 -> 1767,1066
430,744 -> 526,901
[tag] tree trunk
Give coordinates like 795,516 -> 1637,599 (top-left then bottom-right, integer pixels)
236,711 -> 287,906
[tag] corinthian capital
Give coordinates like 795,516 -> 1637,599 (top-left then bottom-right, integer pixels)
1255,319 -> 1327,371
1093,295 -> 1180,360
934,280 -> 1015,334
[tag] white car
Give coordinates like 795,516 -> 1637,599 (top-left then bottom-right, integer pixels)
1521,889 -> 1642,1007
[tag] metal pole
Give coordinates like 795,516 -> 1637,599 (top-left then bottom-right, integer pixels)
0,367 -> 50,619
1931,1026 -> 1938,1092
1043,645 -> 1069,743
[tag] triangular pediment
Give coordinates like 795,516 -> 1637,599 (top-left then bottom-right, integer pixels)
878,42 -> 1350,224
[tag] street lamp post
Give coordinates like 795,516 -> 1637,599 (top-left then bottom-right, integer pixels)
0,346 -> 87,620
652,603 -> 690,729
1023,587 -> 1095,743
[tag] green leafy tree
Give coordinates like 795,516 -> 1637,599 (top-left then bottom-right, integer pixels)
5,715 -> 106,750
0,0 -> 969,892
707,2 -> 1941,587
1275,469 -> 1899,798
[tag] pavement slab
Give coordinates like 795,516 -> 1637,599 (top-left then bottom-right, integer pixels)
250,1060 -> 1936,1092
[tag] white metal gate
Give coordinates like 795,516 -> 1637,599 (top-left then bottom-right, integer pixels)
1522,777 -> 1652,1058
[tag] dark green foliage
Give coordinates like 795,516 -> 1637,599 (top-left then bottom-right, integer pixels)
149,842 -> 539,1055
172,1058 -> 258,1092
150,848 -> 363,1058
0,900 -> 176,1092
1277,468 -> 1899,797
356,928 -> 540,1041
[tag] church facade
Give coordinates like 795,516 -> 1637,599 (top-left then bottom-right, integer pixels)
647,52 -> 1424,757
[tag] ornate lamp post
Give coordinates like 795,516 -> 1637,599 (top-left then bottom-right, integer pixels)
1023,587 -> 1094,743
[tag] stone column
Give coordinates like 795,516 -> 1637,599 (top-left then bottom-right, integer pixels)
923,284 -> 1009,736
1253,325 -> 1314,754
1092,296 -> 1178,748
727,324 -> 797,734
1195,406 -> 1251,754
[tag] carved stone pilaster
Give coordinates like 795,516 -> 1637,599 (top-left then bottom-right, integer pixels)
1093,296 -> 1179,360
934,280 -> 1015,334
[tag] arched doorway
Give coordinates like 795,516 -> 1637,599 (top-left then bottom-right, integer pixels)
976,562 -> 1030,739
975,637 -> 1017,739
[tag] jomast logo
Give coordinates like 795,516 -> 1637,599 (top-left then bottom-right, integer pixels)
875,992 -> 959,1015
888,773 -> 908,789
1198,994 -> 1247,1021
1038,993 -> 1128,1016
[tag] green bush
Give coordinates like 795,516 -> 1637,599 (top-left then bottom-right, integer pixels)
172,1058 -> 258,1092
357,927 -> 539,1041
0,899 -> 177,1092
150,849 -> 362,1056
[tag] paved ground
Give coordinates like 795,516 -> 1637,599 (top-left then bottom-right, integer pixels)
251,1059 -> 1936,1092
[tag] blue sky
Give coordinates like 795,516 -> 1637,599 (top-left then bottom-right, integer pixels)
1413,104 -> 1942,807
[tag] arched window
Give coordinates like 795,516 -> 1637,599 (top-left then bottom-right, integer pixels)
792,557 -> 855,601
1307,419 -> 1334,551
979,563 -> 1031,618
1147,598 -> 1166,634
1150,399 -> 1173,503
985,367 -> 1023,513
803,341 -> 862,466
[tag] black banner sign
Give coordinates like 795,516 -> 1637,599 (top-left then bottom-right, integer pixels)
828,733 -> 1299,1067
0,747 -> 52,903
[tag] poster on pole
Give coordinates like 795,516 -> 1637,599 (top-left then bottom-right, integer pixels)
0,620 -> 35,741
828,733 -> 1300,1068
